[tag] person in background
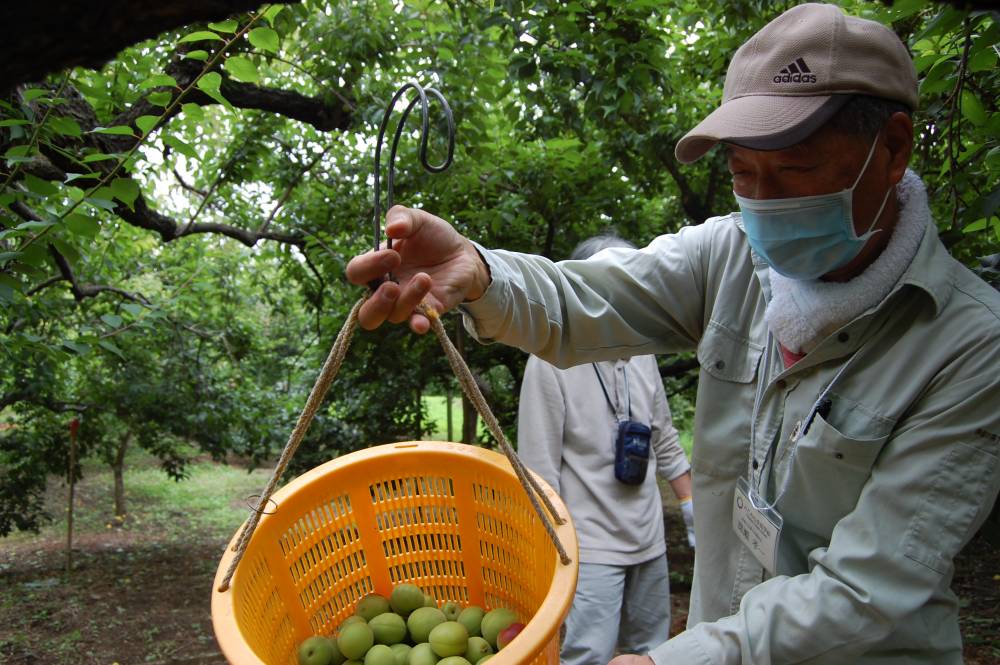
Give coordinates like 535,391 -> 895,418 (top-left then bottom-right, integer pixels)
517,234 -> 695,665
346,4 -> 1000,663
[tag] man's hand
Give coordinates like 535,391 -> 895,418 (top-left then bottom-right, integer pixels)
608,655 -> 655,665
345,206 -> 490,333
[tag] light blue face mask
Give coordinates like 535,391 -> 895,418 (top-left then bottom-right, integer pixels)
734,134 -> 892,281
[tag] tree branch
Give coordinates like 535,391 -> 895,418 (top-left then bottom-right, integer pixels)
172,167 -> 208,197
114,58 -> 354,137
658,356 -> 700,379
258,147 -> 328,234
47,245 -> 151,304
0,1 -> 303,93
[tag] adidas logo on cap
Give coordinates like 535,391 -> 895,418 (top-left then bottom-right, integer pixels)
773,58 -> 817,84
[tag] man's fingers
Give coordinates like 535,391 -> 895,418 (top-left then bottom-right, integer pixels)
357,281 -> 400,330
385,205 -> 438,240
409,314 -> 430,335
387,273 -> 431,324
346,249 -> 399,286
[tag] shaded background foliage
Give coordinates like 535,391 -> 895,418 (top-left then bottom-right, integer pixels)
0,0 -> 996,534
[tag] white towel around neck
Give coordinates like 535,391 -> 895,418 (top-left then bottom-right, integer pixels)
764,169 -> 930,354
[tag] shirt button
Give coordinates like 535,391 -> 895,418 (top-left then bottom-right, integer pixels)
838,332 -> 850,343
752,459 -> 760,470
715,360 -> 725,370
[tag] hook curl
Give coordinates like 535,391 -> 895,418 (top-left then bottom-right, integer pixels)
369,81 -> 455,289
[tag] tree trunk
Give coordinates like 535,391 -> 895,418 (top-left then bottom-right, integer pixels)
446,381 -> 454,442
415,386 -> 422,439
456,318 -> 478,444
65,420 -> 79,575
112,431 -> 131,521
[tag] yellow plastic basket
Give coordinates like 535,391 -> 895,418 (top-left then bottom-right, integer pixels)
212,440 -> 578,664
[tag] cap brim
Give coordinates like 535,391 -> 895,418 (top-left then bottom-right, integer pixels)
674,94 -> 850,163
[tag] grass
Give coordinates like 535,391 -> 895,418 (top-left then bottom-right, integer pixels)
5,392 -> 687,551
3,446 -> 270,548
423,394 -> 487,440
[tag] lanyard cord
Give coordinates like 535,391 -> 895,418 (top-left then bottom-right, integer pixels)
592,363 -> 630,420
749,332 -> 775,483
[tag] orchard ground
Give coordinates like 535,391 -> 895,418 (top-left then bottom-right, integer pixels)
1,414 -> 997,664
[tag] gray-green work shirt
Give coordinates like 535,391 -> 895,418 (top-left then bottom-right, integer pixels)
461,214 -> 1000,664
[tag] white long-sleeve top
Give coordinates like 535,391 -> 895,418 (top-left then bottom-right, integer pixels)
517,354 -> 691,566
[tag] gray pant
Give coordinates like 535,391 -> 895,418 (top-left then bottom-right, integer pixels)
561,555 -> 671,665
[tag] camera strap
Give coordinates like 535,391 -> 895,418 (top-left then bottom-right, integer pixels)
592,363 -> 631,421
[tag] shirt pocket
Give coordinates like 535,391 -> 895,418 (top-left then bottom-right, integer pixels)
697,319 -> 762,383
693,319 -> 763,477
776,412 -> 889,541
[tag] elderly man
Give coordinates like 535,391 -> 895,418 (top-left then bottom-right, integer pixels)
346,4 -> 1000,664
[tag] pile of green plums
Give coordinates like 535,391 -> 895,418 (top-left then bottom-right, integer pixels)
296,583 -> 526,665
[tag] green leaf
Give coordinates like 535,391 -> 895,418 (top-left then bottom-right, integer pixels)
179,30 -> 225,44
82,152 -> 116,163
248,27 -> 280,53
208,19 -> 238,33
98,339 -> 126,360
197,72 -> 222,92
184,49 -> 210,62
263,5 -> 284,25
0,251 -> 22,263
85,195 -> 117,212
22,174 -> 59,196
48,116 -> 81,137
5,144 -> 32,159
963,218 -> 987,233
196,72 -> 232,110
21,88 -> 48,103
64,172 -> 99,184
65,213 -> 99,237
139,74 -> 178,90
135,115 -> 161,135
0,119 -> 30,127
109,177 -> 140,208
122,302 -> 145,317
0,274 -> 18,303
90,125 -> 136,137
919,58 -> 956,96
960,91 -> 986,126
181,103 -> 205,121
224,55 -> 259,83
968,48 -> 996,73
61,340 -> 91,356
100,313 -> 123,328
14,220 -> 55,232
164,135 -> 199,160
50,238 -> 79,266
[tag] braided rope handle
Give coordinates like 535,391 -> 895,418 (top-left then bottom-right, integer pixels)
217,296 -> 571,592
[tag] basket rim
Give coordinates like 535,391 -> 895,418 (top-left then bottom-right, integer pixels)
212,440 -> 578,665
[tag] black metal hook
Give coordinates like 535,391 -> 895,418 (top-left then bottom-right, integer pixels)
369,81 -> 455,290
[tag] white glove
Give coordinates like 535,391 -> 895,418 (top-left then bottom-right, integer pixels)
680,497 -> 695,548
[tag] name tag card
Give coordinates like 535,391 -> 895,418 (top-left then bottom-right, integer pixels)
733,476 -> 783,574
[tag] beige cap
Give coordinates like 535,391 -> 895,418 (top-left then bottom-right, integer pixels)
675,3 -> 918,164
